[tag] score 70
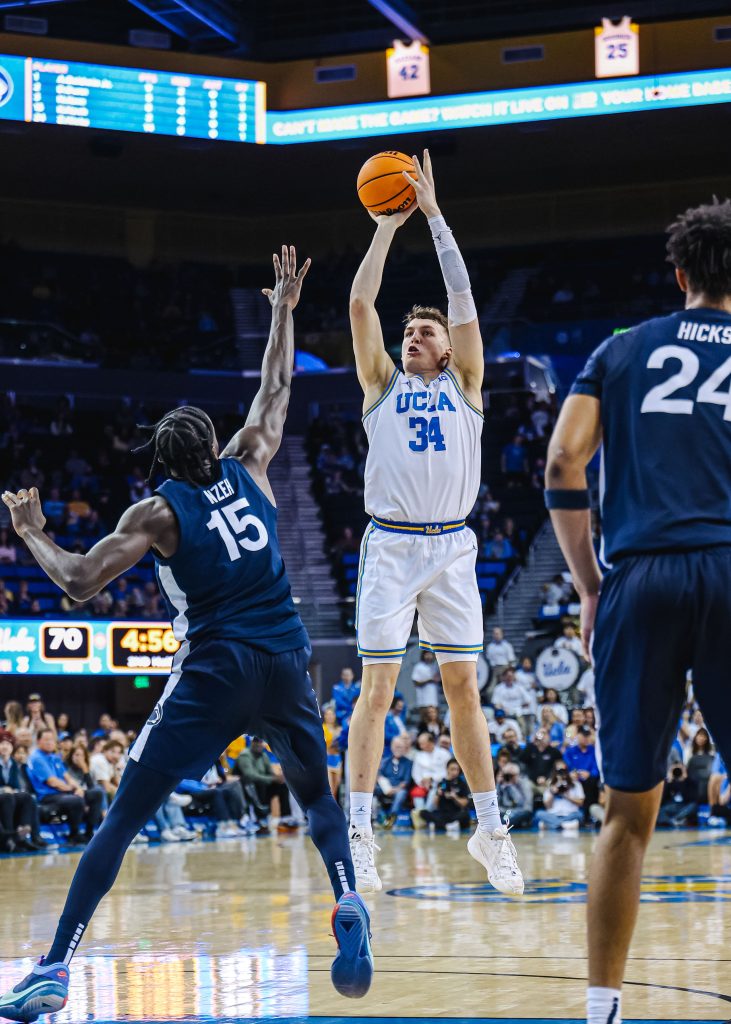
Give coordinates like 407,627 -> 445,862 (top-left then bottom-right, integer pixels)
40,623 -> 92,662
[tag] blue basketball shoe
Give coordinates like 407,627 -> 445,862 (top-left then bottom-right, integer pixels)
330,891 -> 373,998
0,959 -> 69,1022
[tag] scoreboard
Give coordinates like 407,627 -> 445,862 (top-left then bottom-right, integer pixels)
0,620 -> 180,676
0,52 -> 266,143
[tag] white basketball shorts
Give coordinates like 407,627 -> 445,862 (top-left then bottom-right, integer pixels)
355,521 -> 484,666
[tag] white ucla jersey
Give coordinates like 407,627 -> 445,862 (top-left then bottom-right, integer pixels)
363,367 -> 483,523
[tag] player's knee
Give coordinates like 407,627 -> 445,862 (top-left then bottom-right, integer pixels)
363,675 -> 396,714
442,667 -> 480,708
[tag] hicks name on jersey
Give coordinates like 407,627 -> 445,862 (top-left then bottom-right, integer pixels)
677,320 -> 731,344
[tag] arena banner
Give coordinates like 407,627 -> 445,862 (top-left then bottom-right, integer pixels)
535,645 -> 580,691
267,66 -> 731,143
0,620 -> 180,676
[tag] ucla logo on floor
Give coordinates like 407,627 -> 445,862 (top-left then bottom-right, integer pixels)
388,874 -> 731,904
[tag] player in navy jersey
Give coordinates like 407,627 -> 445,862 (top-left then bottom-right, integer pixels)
545,199 -> 731,1024
0,247 -> 373,1023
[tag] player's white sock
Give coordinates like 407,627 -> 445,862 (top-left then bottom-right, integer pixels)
473,790 -> 502,833
587,986 -> 621,1024
350,792 -> 373,831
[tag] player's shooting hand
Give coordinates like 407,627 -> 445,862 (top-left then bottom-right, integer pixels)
368,200 -> 419,230
1,487 -> 46,538
402,149 -> 440,219
262,244 -> 311,310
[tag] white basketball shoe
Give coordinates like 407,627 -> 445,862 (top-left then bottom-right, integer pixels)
467,823 -> 524,896
348,825 -> 382,893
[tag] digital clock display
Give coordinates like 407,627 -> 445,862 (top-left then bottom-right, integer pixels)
108,624 -> 181,672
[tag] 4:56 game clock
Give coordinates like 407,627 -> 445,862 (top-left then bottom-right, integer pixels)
107,623 -> 180,672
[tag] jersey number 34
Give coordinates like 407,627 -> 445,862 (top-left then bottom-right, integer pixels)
641,345 -> 731,420
409,415 -> 447,452
207,497 -> 269,561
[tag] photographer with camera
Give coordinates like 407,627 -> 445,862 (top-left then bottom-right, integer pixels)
418,758 -> 472,833
496,760 -> 534,830
535,760 -> 585,831
656,762 -> 698,827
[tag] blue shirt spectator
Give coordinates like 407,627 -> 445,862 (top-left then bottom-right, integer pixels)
28,747 -> 70,798
564,733 -> 599,777
501,436 -> 528,475
379,745 -> 412,790
332,667 -> 360,724
384,696 -> 408,748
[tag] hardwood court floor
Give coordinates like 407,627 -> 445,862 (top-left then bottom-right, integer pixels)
0,828 -> 730,1022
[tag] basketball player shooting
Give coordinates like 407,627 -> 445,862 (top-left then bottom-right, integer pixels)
0,247 -> 373,1023
347,150 -> 523,896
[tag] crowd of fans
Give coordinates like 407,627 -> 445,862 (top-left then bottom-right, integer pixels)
322,640 -> 729,834
0,694 -> 304,853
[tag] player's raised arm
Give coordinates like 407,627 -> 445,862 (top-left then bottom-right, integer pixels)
222,245 -> 310,477
0,487 -> 172,602
350,207 -> 415,404
404,150 -> 483,397
545,394 -> 604,657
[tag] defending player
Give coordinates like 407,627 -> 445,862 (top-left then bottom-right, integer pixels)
347,150 -> 523,895
0,247 -> 373,1023
546,199 -> 731,1024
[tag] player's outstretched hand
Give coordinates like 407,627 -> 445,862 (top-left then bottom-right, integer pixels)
262,244 -> 311,310
403,149 -> 440,220
1,486 -> 46,538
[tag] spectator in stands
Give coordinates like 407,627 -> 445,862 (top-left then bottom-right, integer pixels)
656,763 -> 698,827
490,708 -> 523,745
0,731 -> 45,851
418,759 -> 472,832
410,732 -> 451,817
13,727 -> 33,751
486,627 -> 515,680
686,728 -> 714,801
540,687 -> 569,725
496,760 -> 533,829
420,705 -> 444,740
0,579 -> 13,611
538,706 -> 565,747
236,737 -> 295,833
58,736 -> 73,762
56,713 -> 71,740
322,707 -> 343,800
153,793 -> 196,843
501,435 -> 529,485
497,726 -> 523,760
491,668 -> 532,730
543,574 -> 572,606
0,528 -> 16,564
90,740 -> 124,802
412,650 -> 441,712
332,526 -> 359,555
563,707 -> 587,747
384,696 -> 408,747
482,530 -> 514,560
28,728 -> 103,844
22,694 -> 56,740
3,702 -> 24,735
332,667 -> 360,725
181,764 -> 249,837
520,728 -> 561,799
556,622 -> 584,659
563,726 -> 600,807
577,667 -> 596,710
375,735 -> 412,828
535,762 -> 585,831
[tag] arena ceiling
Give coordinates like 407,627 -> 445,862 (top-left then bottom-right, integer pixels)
1,0 -> 731,60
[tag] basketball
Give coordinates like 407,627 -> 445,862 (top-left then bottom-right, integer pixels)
357,150 -> 417,216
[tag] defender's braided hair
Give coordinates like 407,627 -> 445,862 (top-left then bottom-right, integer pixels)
133,406 -> 218,487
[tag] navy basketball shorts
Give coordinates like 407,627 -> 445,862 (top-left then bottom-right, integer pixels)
129,638 -> 327,783
593,546 -> 731,792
